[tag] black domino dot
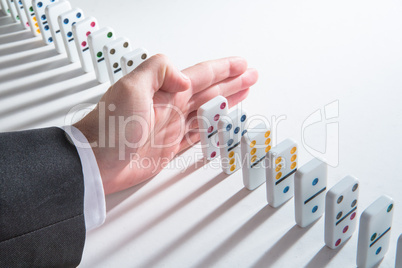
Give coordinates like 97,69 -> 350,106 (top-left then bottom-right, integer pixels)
337,195 -> 343,204
351,199 -> 357,207
336,212 -> 342,220
227,139 -> 234,146
352,183 -> 358,192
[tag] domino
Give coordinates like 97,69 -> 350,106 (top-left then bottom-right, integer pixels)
294,158 -> 327,227
265,138 -> 297,208
1,0 -> 9,16
72,17 -> 99,72
45,0 -> 71,53
58,8 -> 85,63
217,107 -> 247,174
103,37 -> 132,84
396,234 -> 402,268
87,27 -> 116,83
13,0 -> 29,28
240,123 -> 271,190
21,0 -> 41,36
324,175 -> 359,249
357,195 -> 394,268
121,48 -> 149,75
197,96 -> 229,160
32,0 -> 59,45
6,0 -> 19,22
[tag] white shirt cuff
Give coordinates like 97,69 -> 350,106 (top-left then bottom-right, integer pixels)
61,126 -> 106,231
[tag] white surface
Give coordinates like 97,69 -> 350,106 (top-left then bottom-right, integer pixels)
1,0 -> 402,267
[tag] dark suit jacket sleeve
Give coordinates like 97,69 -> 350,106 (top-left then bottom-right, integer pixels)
0,127 -> 86,267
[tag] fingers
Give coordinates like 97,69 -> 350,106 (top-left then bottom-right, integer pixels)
179,130 -> 200,153
182,57 -> 248,95
122,54 -> 191,93
188,68 -> 258,112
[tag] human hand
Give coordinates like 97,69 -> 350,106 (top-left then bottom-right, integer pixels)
74,54 -> 258,194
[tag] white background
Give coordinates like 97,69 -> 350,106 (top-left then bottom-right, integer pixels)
1,0 -> 402,267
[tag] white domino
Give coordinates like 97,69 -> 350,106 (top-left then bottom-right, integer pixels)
32,0 -> 59,45
72,17 -> 99,72
357,195 -> 394,268
58,8 -> 85,63
265,138 -> 297,208
103,37 -> 132,84
240,123 -> 271,190
21,0 -> 41,36
1,0 -> 9,16
121,48 -> 149,75
325,175 -> 359,249
218,107 -> 247,175
294,158 -> 327,227
197,96 -> 229,160
87,27 -> 116,83
45,0 -> 71,53
13,0 -> 29,28
6,0 -> 19,22
396,234 -> 402,268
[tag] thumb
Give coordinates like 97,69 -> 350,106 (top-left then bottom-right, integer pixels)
124,54 -> 191,93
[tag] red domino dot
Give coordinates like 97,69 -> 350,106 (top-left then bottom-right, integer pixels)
335,239 -> 341,247
86,31 -> 91,37
210,151 -> 216,158
81,41 -> 87,47
350,212 -> 356,220
26,22 -> 29,27
90,21 -> 96,27
214,114 -> 220,121
217,141 -> 219,146
220,102 -> 226,109
208,126 -> 213,133
343,226 -> 349,233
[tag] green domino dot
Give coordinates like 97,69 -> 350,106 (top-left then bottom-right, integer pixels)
7,9 -> 10,13
107,32 -> 113,38
29,6 -> 33,12
371,233 -> 377,241
97,51 -> 103,58
17,16 -> 20,20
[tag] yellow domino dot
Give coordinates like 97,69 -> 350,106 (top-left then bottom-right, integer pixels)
291,146 -> 297,154
250,140 -> 256,147
36,29 -> 41,34
35,23 -> 38,27
276,172 -> 282,180
265,131 -> 271,138
275,164 -> 282,172
229,151 -> 234,158
230,165 -> 236,172
291,162 -> 297,169
33,16 -> 37,21
265,138 -> 271,145
251,155 -> 257,163
265,146 -> 271,153
275,157 -> 282,165
229,158 -> 235,165
291,154 -> 297,162
250,148 -> 256,155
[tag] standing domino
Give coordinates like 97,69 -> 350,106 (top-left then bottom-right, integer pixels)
6,0 -> 19,22
103,37 -> 132,84
21,0 -> 41,36
325,175 -> 359,249
357,195 -> 394,268
294,158 -> 327,227
240,123 -> 271,190
72,17 -> 99,72
1,0 -> 9,16
265,138 -> 297,208
13,0 -> 29,28
87,27 -> 116,83
58,8 -> 85,63
121,48 -> 149,75
45,0 -> 71,53
197,96 -> 229,160
396,234 -> 402,268
32,0 -> 59,44
218,108 -> 247,174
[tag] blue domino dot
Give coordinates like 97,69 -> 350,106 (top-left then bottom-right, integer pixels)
376,247 -> 382,255
227,139 -> 234,147
312,206 -> 318,213
18,0 -> 22,4
226,124 -> 232,131
312,178 -> 319,186
48,37 -> 53,42
76,12 -> 82,18
283,186 -> 290,193
242,130 -> 247,136
51,0 -> 55,2
234,127 -> 240,134
72,22 -> 76,26
240,114 -> 246,122
37,2 -> 42,8
67,31 -> 72,37
41,14 -> 46,20
64,18 -> 69,24
44,25 -> 49,31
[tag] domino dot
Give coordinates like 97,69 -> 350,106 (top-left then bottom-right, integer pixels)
251,155 -> 257,163
67,32 -> 72,37
312,178 -> 319,186
86,31 -> 91,36
127,60 -> 133,67
41,15 -> 45,20
283,186 -> 290,193
64,18 -> 69,24
343,226 -> 349,233
210,151 -> 216,158
276,172 -> 282,180
291,147 -> 297,154
265,138 -> 271,145
376,247 -> 382,255
76,12 -> 82,18
37,2 -> 42,8
51,0 -> 55,2
6,9 -> 9,13
90,21 -> 96,27
275,157 -> 282,164
35,23 -> 38,27
291,154 -> 297,161
387,203 -> 393,212
48,37 -> 52,42
36,29 -> 40,33
44,25 -> 49,31
234,127 -> 240,134
336,212 -> 342,220
275,164 -> 282,172
141,53 -> 147,60
217,141 -> 219,146
291,162 -> 297,169
240,115 -> 246,122
97,52 -> 103,58
17,16 -> 20,20
29,6 -> 33,12
242,130 -> 247,136
352,183 -> 358,192
33,16 -> 37,21
230,158 -> 235,165
72,22 -> 76,26
250,148 -> 256,155
371,233 -> 377,241
207,126 -> 213,133
350,212 -> 356,220
230,165 -> 236,172
265,131 -> 270,137
312,206 -> 318,213
81,41 -> 87,47
220,102 -> 226,109
107,32 -> 113,38
337,195 -> 343,204
19,0 -> 22,4
123,42 -> 129,48
227,139 -> 234,146
214,114 -> 220,121
113,63 -> 119,68
229,151 -> 234,158
265,146 -> 271,152
250,140 -> 256,147
26,22 -> 29,27
226,124 -> 232,131
351,199 -> 357,207
110,49 -> 116,55
335,239 -> 341,247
